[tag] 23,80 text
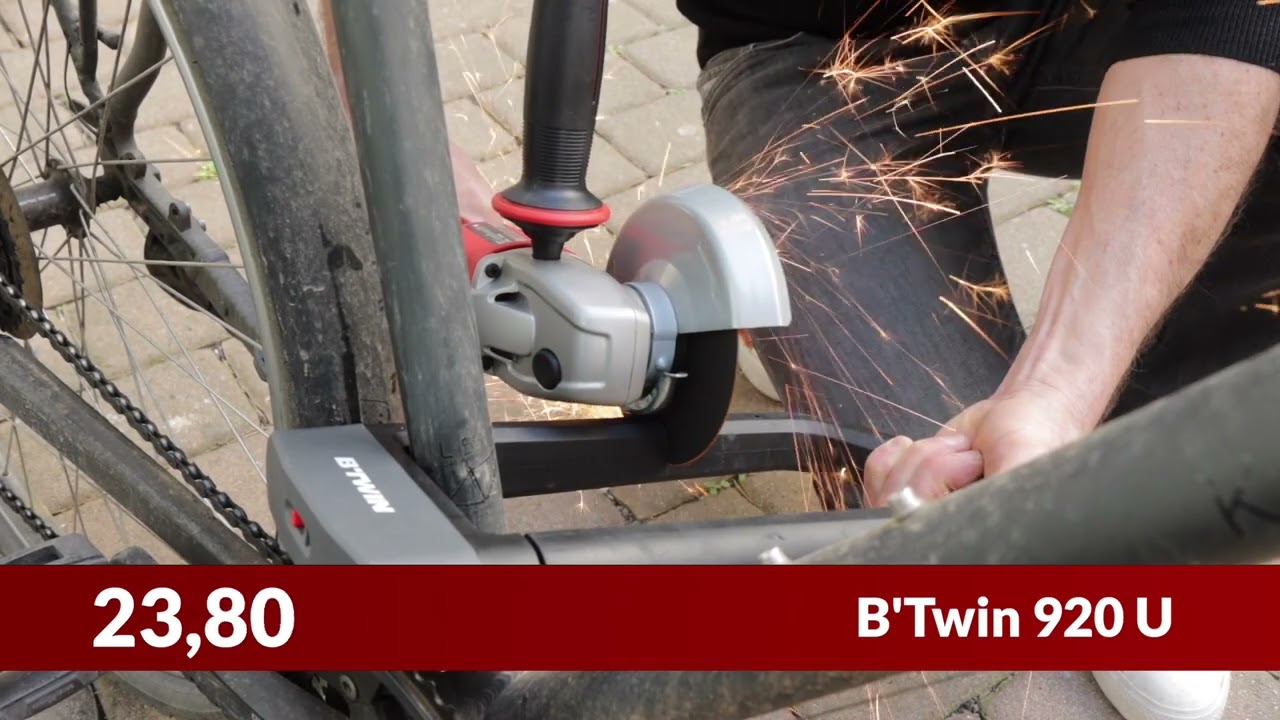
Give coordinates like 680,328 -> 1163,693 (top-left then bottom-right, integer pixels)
93,587 -> 295,658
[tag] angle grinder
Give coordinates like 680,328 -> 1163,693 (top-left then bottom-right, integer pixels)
464,0 -> 791,465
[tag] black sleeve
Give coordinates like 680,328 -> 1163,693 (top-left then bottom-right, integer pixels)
1113,0 -> 1280,73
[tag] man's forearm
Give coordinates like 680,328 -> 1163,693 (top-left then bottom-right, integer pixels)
1000,54 -> 1280,429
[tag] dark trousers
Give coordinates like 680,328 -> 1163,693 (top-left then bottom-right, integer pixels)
697,3 -> 1280,458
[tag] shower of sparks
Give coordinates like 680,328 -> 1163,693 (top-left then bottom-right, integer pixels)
950,275 -> 1010,300
921,672 -> 944,716
1143,118 -> 1223,126
485,376 -> 622,422
1023,247 -> 1042,278
1020,671 -> 1035,720
917,98 -> 1139,138
894,7 -> 1039,50
658,142 -> 672,186
1253,290 -> 1280,315
938,296 -> 1010,359
712,1 -> 1172,493
823,35 -> 907,100
950,275 -> 1012,319
779,349 -> 872,509
794,364 -> 958,432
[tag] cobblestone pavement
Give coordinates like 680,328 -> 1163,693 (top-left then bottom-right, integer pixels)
2,0 -> 1275,718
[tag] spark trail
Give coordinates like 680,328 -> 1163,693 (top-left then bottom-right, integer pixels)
723,2 -> 1124,494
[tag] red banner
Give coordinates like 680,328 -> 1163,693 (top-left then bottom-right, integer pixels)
0,565 -> 1270,670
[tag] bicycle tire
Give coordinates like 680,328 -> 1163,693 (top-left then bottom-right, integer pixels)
153,0 -> 397,430
125,2 -> 400,716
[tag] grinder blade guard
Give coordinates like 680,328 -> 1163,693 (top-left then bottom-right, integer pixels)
608,184 -> 790,338
608,184 -> 792,462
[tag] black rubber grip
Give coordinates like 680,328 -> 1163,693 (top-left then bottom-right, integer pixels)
525,125 -> 595,188
499,0 -> 608,259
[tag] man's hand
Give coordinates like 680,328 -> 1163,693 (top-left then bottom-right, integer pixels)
863,381 -> 1090,507
862,53 -> 1279,509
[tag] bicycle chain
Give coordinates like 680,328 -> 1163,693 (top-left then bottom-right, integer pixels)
0,270 -> 290,564
0,472 -> 59,541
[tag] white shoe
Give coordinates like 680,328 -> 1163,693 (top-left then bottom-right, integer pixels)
737,331 -> 780,403
1093,671 -> 1229,720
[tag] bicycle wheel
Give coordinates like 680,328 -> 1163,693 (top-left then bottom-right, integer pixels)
0,0 -> 395,715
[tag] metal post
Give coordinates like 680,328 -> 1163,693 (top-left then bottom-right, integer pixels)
483,672 -> 891,720
800,341 -> 1280,565
330,0 -> 505,532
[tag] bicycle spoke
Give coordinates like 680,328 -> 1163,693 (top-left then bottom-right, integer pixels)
0,54 -> 174,169
65,182 -> 262,348
86,0 -> 133,207
37,253 -> 269,436
6,0 -> 54,181
0,0 -> 277,562
43,156 -> 214,169
0,7 -> 95,179
44,255 -> 242,269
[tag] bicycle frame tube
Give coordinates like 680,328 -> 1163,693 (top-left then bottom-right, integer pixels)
329,0 -> 505,533
485,672 -> 894,720
0,339 -> 264,565
800,339 -> 1280,566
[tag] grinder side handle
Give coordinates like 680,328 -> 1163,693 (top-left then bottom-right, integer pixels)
493,0 -> 610,260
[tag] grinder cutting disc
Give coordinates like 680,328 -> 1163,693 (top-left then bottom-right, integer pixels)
650,329 -> 739,466
0,171 -> 40,339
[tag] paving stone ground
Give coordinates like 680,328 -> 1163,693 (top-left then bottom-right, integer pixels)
0,0 -> 1274,719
